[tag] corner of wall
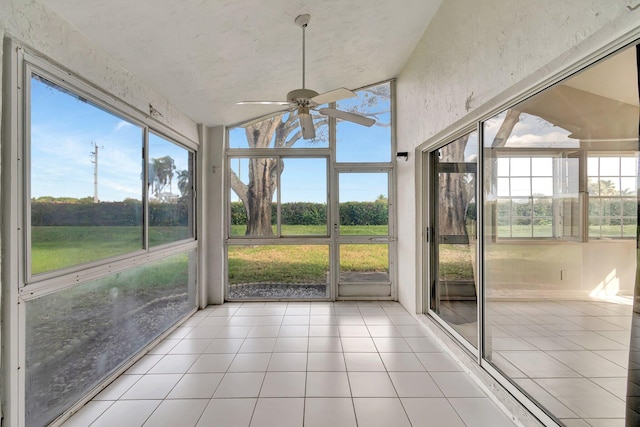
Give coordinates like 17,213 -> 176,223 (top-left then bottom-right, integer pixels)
202,125 -> 225,305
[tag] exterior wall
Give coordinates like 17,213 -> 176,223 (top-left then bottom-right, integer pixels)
396,0 -> 640,313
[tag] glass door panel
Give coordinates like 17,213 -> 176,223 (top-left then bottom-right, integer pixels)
429,132 -> 478,348
227,244 -> 330,299
337,172 -> 391,298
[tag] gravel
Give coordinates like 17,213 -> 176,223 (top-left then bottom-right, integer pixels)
228,283 -> 328,299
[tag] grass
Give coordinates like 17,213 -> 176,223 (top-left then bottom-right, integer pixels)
31,226 -> 190,274
497,224 -> 636,238
230,224 -> 388,236
228,245 -> 330,284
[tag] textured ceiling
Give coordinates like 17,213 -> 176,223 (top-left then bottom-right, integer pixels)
39,0 -> 442,126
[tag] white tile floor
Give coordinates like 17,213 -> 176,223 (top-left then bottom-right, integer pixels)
486,299 -> 631,426
61,301 -> 516,427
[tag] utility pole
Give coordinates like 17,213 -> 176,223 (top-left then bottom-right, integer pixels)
90,142 -> 103,203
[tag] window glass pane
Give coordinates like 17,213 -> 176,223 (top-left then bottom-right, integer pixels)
228,111 -> 329,149
497,157 -> 510,176
587,156 -> 599,176
588,155 -> 637,238
30,75 -> 143,275
600,156 -> 620,175
510,178 -> 530,196
531,177 -> 553,196
531,157 -> 553,176
431,132 -> 479,347
339,173 -> 388,235
510,158 -> 530,176
25,250 -> 196,427
339,244 -> 389,282
228,245 -> 329,299
496,178 -> 510,197
621,177 -> 636,195
483,43 -> 638,426
148,133 -> 193,246
229,157 -> 278,236
280,158 -> 327,235
336,82 -> 391,163
621,156 -> 637,176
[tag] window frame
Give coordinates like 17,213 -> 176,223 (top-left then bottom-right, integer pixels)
20,52 -> 198,293
492,149 -> 584,241
586,152 -> 638,239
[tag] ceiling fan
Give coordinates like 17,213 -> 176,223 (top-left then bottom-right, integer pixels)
236,14 -> 376,139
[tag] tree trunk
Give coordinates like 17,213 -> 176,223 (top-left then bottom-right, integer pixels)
438,136 -> 472,237
245,157 -> 278,236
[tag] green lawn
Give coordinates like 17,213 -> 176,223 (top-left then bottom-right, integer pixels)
228,243 -> 389,284
31,226 -> 189,274
231,224 -> 388,236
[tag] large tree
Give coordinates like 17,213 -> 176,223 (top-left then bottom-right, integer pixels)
230,85 -> 390,236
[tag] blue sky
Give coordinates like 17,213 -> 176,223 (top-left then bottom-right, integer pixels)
30,76 -> 189,202
30,76 -> 391,204
228,88 -> 392,204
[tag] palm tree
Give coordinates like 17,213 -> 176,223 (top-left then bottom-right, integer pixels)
176,169 -> 190,197
149,156 -> 176,198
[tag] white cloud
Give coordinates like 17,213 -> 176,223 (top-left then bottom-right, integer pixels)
114,120 -> 133,132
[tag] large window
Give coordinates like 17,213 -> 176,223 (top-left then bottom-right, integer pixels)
30,75 -> 144,274
587,154 -> 637,238
18,56 -> 198,427
29,75 -> 195,276
226,81 -> 394,300
25,250 -> 197,427
496,156 -> 555,238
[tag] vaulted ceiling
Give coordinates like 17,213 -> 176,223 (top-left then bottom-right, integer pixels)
39,0 -> 442,126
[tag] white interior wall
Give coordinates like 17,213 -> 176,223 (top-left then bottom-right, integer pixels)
0,0 -> 198,142
0,2 -> 202,422
396,0 -> 640,313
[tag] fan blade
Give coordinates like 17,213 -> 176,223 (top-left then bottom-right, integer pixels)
299,111 -> 316,139
239,108 -> 293,128
311,88 -> 356,105
318,108 -> 375,127
236,101 -> 290,106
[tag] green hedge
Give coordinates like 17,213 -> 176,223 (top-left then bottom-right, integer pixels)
230,201 -> 388,226
32,201 -> 189,227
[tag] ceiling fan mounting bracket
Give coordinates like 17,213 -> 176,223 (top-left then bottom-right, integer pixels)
286,88 -> 319,106
295,14 -> 310,28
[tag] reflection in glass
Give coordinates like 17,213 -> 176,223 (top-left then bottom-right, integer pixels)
483,44 -> 638,425
25,250 -> 196,427
30,74 -> 143,274
339,173 -> 389,235
148,133 -> 194,246
588,155 -> 638,238
431,132 -> 478,348
228,245 -> 329,299
336,82 -> 391,163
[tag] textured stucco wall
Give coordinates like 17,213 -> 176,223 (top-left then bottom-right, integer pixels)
396,0 -> 640,313
0,0 -> 198,141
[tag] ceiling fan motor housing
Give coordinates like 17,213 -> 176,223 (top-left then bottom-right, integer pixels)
287,88 -> 319,106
